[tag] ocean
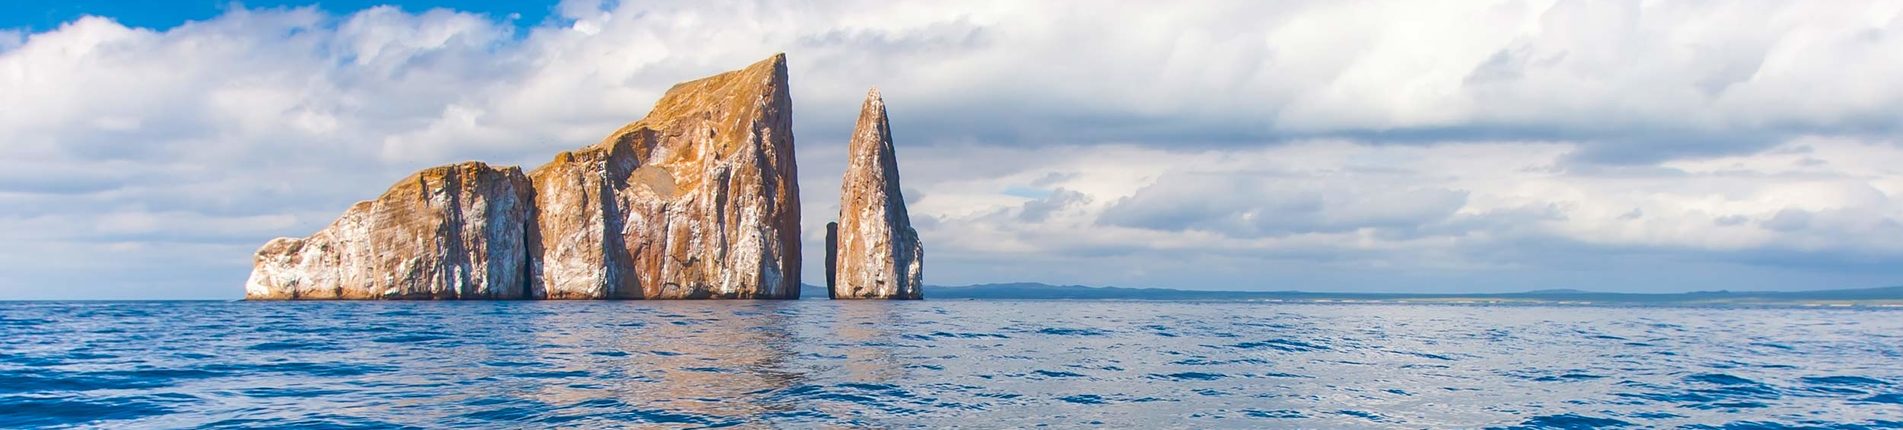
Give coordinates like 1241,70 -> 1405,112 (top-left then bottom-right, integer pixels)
2,300 -> 1899,428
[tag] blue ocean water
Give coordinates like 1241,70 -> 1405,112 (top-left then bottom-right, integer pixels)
2,300 -> 1900,429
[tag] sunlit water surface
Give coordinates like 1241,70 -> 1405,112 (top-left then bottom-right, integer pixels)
2,300 -> 1900,428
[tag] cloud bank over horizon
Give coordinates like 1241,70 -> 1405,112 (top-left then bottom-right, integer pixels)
3,0 -> 1902,298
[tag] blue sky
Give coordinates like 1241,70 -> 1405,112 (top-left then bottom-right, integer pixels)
0,0 -> 554,32
4,1 -> 1903,299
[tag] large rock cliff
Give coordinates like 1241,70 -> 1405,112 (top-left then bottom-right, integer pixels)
530,54 -> 801,299
245,162 -> 536,299
246,54 -> 801,300
831,89 -> 924,300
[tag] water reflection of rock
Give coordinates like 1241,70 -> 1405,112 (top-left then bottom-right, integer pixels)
525,302 -> 809,421
833,302 -> 909,383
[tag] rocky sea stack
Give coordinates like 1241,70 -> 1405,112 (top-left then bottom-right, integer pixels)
246,162 -> 536,300
247,54 -> 804,300
828,89 -> 924,299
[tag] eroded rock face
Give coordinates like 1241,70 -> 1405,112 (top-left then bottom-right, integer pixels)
832,89 -> 924,300
245,162 -> 536,300
528,53 -> 801,299
246,54 -> 802,300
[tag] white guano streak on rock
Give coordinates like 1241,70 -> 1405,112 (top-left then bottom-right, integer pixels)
526,53 -> 799,299
247,54 -> 800,300
245,162 -> 535,300
833,88 -> 924,300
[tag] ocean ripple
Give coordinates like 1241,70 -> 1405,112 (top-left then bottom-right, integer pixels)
1,300 -> 1898,428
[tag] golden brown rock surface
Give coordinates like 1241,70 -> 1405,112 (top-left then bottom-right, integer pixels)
247,53 -> 803,300
245,162 -> 536,299
831,88 -> 924,300
246,54 -> 803,300
530,54 -> 802,299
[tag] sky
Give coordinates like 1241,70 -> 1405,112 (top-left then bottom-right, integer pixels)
3,1 -> 1903,299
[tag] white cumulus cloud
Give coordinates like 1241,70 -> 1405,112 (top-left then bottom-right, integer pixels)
2,0 -> 1902,298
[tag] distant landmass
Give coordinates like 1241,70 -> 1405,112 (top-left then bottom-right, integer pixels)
869,283 -> 1903,306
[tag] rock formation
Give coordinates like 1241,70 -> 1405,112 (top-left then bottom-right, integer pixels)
825,221 -> 839,299
528,54 -> 801,299
247,54 -> 802,300
830,89 -> 924,300
245,162 -> 536,299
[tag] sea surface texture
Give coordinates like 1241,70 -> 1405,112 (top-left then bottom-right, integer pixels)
3,301 -> 1900,428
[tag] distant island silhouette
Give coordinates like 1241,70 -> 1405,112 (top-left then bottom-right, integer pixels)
832,283 -> 1903,306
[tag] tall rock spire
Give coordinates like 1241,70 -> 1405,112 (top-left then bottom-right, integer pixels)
832,88 -> 924,300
